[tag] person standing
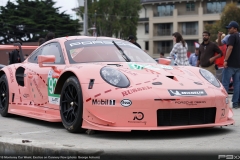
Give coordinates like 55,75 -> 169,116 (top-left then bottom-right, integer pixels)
160,52 -> 165,58
170,32 -> 189,66
222,21 -> 240,109
128,35 -> 141,49
215,34 -> 227,83
188,48 -> 199,66
45,32 -> 55,42
38,38 -> 45,46
196,31 -> 222,75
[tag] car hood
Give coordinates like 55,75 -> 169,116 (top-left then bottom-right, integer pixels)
69,62 -> 213,90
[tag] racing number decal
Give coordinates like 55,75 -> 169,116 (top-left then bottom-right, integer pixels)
48,70 -> 60,105
49,78 -> 57,94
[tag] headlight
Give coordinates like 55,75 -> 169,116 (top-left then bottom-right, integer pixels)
100,67 -> 130,88
199,69 -> 220,87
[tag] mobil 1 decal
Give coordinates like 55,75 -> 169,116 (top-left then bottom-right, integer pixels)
48,70 -> 60,105
168,89 -> 207,96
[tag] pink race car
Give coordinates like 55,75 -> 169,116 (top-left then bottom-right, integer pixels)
0,36 -> 234,133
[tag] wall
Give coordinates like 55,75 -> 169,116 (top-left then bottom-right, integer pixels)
0,42 -> 38,65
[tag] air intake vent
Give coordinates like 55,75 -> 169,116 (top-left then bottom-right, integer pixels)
157,107 -> 216,126
166,76 -> 174,79
166,76 -> 178,81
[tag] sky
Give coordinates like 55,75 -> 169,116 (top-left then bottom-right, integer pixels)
0,0 -> 79,19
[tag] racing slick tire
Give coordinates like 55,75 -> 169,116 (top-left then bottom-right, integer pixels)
0,75 -> 9,117
60,76 -> 85,133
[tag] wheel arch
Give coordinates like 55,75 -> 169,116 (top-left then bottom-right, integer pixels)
0,70 -> 6,78
54,71 -> 78,94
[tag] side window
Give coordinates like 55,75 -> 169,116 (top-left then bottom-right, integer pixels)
41,43 -> 64,64
28,49 -> 42,63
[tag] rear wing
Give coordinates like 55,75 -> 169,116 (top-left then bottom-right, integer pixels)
0,43 -> 38,62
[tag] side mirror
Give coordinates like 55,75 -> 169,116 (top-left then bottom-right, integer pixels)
38,55 -> 55,67
159,58 -> 171,65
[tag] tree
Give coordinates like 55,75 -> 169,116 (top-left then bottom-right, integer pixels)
78,0 -> 142,39
204,3 -> 240,42
0,0 -> 80,44
204,21 -> 223,42
220,3 -> 240,29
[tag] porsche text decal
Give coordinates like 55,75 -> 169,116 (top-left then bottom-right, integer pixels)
69,41 -> 136,47
92,99 -> 115,105
8,67 -> 14,83
168,89 -> 207,96
48,70 -> 60,105
122,86 -> 152,96
33,78 -> 43,98
175,101 -> 206,105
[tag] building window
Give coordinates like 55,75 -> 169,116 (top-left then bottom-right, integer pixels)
186,2 -> 195,11
157,41 -> 172,53
185,40 -> 199,53
157,23 -> 173,36
156,5 -> 174,17
145,23 -> 149,34
181,22 -> 198,35
206,1 -> 226,14
145,41 -> 149,51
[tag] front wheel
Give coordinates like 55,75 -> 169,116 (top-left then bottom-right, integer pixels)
60,76 -> 85,133
0,75 -> 9,117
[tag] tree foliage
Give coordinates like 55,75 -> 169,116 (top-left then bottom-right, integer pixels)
204,21 -> 223,42
78,0 -> 142,39
0,0 -> 80,44
204,3 -> 240,42
220,3 -> 240,28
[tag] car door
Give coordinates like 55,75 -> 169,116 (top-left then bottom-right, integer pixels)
25,42 -> 65,109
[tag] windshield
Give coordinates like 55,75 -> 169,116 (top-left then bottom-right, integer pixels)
64,39 -> 156,64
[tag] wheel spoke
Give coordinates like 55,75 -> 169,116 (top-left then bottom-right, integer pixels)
2,85 -> 6,93
74,102 -> 79,107
64,91 -> 72,102
0,84 -> 5,93
64,109 -> 70,120
71,110 -> 76,120
74,92 -> 77,101
2,97 -> 6,103
63,107 -> 71,115
68,86 -> 74,99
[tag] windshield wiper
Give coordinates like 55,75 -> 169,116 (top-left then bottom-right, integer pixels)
112,41 -> 131,62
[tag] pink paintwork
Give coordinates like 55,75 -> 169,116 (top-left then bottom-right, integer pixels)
0,36 -> 234,132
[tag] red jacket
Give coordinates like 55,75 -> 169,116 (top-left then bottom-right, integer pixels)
215,44 -> 227,68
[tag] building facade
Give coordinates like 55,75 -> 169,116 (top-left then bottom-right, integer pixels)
137,0 -> 238,58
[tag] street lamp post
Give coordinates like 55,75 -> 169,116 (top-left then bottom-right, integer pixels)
83,0 -> 88,36
93,10 -> 97,36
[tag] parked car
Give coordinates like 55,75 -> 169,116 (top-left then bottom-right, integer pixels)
0,36 -> 234,133
0,64 -> 5,69
154,56 -> 175,66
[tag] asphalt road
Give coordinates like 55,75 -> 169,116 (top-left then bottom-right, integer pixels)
0,94 -> 239,160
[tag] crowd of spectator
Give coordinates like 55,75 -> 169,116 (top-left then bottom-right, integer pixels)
159,21 -> 240,109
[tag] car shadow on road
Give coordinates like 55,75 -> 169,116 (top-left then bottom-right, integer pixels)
7,115 -> 234,139
88,127 -> 234,140
6,115 -> 63,129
